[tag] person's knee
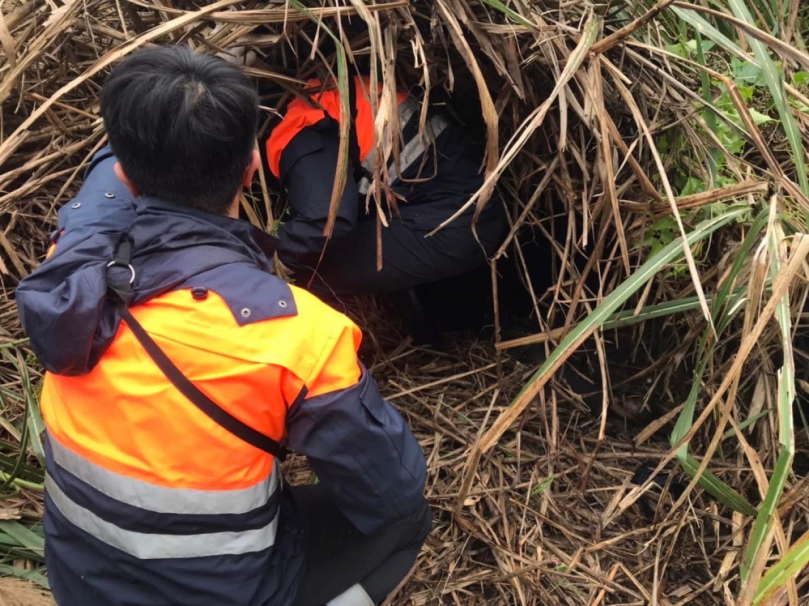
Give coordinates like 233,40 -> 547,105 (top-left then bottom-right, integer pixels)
406,498 -> 432,548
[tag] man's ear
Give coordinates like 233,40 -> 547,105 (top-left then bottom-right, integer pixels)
114,162 -> 140,198
242,150 -> 261,188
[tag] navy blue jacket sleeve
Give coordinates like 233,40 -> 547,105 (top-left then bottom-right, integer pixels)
275,121 -> 359,263
285,365 -> 427,534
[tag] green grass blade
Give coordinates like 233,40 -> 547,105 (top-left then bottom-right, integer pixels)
530,475 -> 555,498
714,209 -> 769,322
25,396 -> 45,469
679,453 -> 756,515
15,351 -> 45,468
743,448 -> 794,580
741,219 -> 796,581
670,7 -> 751,63
497,283 -> 757,354
480,0 -> 536,31
0,447 -> 43,483
769,234 -> 796,441
727,0 -> 809,197
603,295 -> 725,329
288,0 -> 350,239
754,530 -> 809,605
520,282 -> 759,339
0,350 -> 42,489
722,409 -> 773,440
694,30 -> 718,183
512,205 -> 750,403
668,207 -> 767,516
0,339 -> 29,349
671,210 -> 766,452
0,565 -> 49,589
0,521 -> 45,553
671,351 -> 709,452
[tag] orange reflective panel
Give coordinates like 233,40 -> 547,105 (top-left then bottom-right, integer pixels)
266,76 -> 408,177
43,284 -> 363,490
46,229 -> 63,259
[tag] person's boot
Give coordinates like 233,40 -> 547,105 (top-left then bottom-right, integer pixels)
390,288 -> 443,350
407,287 -> 443,350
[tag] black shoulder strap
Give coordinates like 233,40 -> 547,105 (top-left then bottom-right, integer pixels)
106,240 -> 288,461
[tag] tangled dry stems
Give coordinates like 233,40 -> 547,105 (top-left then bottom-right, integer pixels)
2,0 -> 809,604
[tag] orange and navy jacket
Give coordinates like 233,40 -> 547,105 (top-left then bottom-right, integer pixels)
264,76 -> 500,266
16,146 -> 427,606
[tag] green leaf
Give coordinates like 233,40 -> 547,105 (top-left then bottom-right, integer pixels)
732,57 -> 766,87
793,71 -> 809,87
665,42 -> 691,59
750,108 -> 774,125
679,176 -> 705,197
794,101 -> 809,114
736,84 -> 756,103
717,123 -> 746,154
727,0 -> 809,197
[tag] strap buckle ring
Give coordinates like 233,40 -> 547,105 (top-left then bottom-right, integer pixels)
106,260 -> 136,284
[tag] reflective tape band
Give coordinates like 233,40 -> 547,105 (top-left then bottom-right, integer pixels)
386,114 -> 449,188
48,432 -> 278,515
358,108 -> 449,195
326,583 -> 375,606
46,476 -> 278,559
398,97 -> 420,130
359,97 -> 420,178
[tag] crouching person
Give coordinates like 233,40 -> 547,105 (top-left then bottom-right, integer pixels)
16,46 -> 430,606
264,75 -> 508,296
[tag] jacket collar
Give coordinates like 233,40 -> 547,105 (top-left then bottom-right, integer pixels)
134,197 -> 279,262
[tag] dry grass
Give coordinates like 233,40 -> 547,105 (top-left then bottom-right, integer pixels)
2,0 -> 809,604
326,304 -> 801,606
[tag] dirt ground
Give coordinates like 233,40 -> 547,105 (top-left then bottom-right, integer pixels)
0,579 -> 54,606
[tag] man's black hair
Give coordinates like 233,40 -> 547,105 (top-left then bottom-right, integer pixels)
101,46 -> 258,215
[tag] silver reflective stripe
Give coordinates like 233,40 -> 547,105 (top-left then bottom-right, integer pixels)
326,583 -> 374,606
397,97 -> 419,133
48,432 -> 278,515
360,147 -> 376,181
359,97 -> 419,178
358,98 -> 446,195
46,476 -> 278,559
385,113 -> 449,188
